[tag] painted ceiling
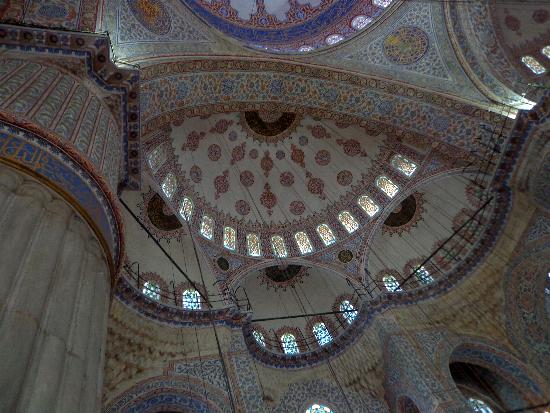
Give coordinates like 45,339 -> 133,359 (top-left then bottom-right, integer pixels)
177,0 -> 395,52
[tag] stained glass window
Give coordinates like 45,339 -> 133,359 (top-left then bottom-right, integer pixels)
299,45 -> 314,52
391,154 -> 417,177
340,300 -> 358,323
306,404 -> 334,413
271,235 -> 288,258
338,211 -> 359,233
358,195 -> 380,217
376,175 -> 399,198
326,34 -> 344,45
182,289 -> 201,310
415,265 -> 434,285
468,398 -> 493,413
247,233 -> 262,257
383,275 -> 403,292
317,224 -> 336,246
146,145 -> 166,173
143,281 -> 160,301
295,231 -> 314,255
351,15 -> 372,30
521,56 -> 546,75
542,46 -> 550,59
223,226 -> 236,251
161,173 -> 177,199
199,215 -> 214,240
313,322 -> 333,346
179,197 -> 193,221
373,0 -> 392,7
253,330 -> 266,347
281,333 -> 299,355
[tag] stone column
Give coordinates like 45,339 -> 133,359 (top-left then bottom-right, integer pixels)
0,164 -> 111,413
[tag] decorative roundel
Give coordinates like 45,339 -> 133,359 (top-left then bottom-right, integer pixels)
235,199 -> 251,215
289,200 -> 306,215
383,26 -> 429,65
189,165 -> 202,183
315,149 -> 331,166
127,0 -> 172,36
338,250 -> 354,263
279,171 -> 294,187
217,256 -> 230,271
241,111 -> 301,144
337,170 -> 353,186
208,144 -> 222,161
147,193 -> 182,232
240,170 -> 255,187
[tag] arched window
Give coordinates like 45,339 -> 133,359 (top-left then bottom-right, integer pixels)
376,175 -> 399,198
313,322 -> 333,346
467,398 -> 493,413
542,46 -> 550,59
199,215 -> 214,239
391,154 -> 417,177
340,300 -> 358,323
247,233 -> 262,257
521,56 -> 546,74
182,289 -> 201,310
317,223 -> 336,246
295,231 -> 314,255
351,15 -> 372,30
147,145 -> 167,173
179,197 -> 193,221
357,195 -> 379,217
383,275 -> 403,292
415,265 -> 434,285
142,281 -> 160,301
271,235 -> 288,258
223,226 -> 236,251
161,172 -> 177,199
305,404 -> 334,413
338,211 -> 359,233
253,330 -> 266,347
280,333 -> 299,354
373,0 -> 392,7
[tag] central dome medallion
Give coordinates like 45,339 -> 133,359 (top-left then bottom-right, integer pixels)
241,111 -> 301,144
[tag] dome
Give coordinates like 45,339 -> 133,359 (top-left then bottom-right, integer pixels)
178,0 -> 396,53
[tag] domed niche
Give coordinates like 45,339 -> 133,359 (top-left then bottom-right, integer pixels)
237,264 -> 360,356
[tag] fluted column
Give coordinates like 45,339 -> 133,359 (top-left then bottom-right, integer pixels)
0,164 -> 111,413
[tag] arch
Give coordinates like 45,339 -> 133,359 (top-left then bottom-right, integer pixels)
435,336 -> 548,407
0,118 -> 123,280
104,376 -> 228,413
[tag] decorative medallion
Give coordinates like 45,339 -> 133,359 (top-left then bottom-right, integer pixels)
249,148 -> 258,159
138,189 -> 186,242
338,250 -> 354,263
279,171 -> 294,187
315,149 -> 331,166
240,111 -> 301,144
240,170 -> 255,187
259,265 -> 309,291
189,165 -> 202,183
307,176 -> 326,199
382,192 -> 425,236
260,183 -> 277,214
214,171 -> 229,199
217,257 -> 230,271
128,0 -> 172,36
231,142 -> 246,164
260,151 -> 274,177
210,118 -> 233,134
208,144 -> 222,161
336,138 -> 367,157
309,124 -> 331,139
235,199 -> 251,215
383,26 -> 429,65
181,130 -> 205,152
290,144 -> 305,168
289,200 -> 306,215
337,170 -> 353,186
